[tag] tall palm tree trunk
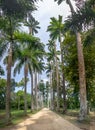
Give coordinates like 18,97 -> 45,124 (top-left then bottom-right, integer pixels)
6,16 -> 14,124
35,71 -> 38,110
59,34 -> 67,113
76,32 -> 87,120
24,63 -> 28,115
50,62 -> 55,110
54,42 -> 59,111
50,71 -> 52,109
31,70 -> 34,111
6,45 -> 12,124
67,0 -> 87,120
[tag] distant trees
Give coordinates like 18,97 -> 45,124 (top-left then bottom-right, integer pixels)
38,80 -> 50,107
0,78 -> 6,109
0,0 -> 95,124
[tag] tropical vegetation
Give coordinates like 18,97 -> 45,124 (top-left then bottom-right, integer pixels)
0,0 -> 95,127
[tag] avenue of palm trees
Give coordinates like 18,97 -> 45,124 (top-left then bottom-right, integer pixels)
0,0 -> 95,125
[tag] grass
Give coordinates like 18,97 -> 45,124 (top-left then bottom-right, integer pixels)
0,109 -> 40,128
54,109 -> 95,130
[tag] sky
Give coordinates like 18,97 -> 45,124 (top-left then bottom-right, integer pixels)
31,0 -> 71,82
34,0 -> 70,43
16,0 -> 72,93
1,0 -> 73,93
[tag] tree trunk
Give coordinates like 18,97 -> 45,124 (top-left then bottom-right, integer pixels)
18,96 -> 20,110
59,33 -> 67,113
50,70 -> 53,109
67,0 -> 87,120
50,62 -> 55,110
6,45 -> 12,124
76,32 -> 87,120
31,70 -> 34,111
24,63 -> 28,115
54,42 -> 59,111
35,71 -> 38,110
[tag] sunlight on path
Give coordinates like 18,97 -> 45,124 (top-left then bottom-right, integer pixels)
2,108 -> 81,130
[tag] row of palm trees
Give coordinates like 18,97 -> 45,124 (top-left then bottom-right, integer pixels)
0,0 -> 94,124
0,0 -> 44,124
47,15 -> 66,112
46,0 -> 95,121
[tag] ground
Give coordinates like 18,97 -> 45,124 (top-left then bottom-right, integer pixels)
0,108 -> 95,130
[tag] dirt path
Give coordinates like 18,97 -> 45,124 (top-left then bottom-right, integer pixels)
1,108 -> 82,130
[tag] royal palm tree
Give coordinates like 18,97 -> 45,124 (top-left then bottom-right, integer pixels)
47,15 -> 67,112
28,56 -> 45,111
14,33 -> 44,114
0,17 -> 22,123
46,45 -> 55,110
46,62 -> 53,109
25,14 -> 40,35
24,13 -> 42,111
46,40 -> 60,111
55,0 -> 87,120
0,0 -> 40,123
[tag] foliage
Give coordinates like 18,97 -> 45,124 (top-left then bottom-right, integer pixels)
63,31 -> 95,109
0,66 -> 4,76
38,80 -> 50,106
39,80 -> 46,103
0,0 -> 38,19
64,0 -> 95,32
24,14 -> 40,35
47,15 -> 64,42
11,90 -> 31,110
0,78 -> 6,109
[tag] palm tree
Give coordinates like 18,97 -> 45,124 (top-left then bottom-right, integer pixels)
24,13 -> 41,111
47,15 -> 66,112
55,0 -> 87,120
0,0 -> 42,124
46,42 -> 55,109
25,14 -> 40,35
46,63 -> 53,109
0,17 -> 22,123
14,33 -> 44,114
28,56 -> 45,111
46,40 -> 60,111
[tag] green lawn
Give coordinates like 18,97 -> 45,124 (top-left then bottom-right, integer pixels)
55,109 -> 95,130
0,109 -> 39,127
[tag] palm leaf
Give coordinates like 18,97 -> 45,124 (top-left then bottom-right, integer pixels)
14,60 -> 24,76
54,0 -> 65,5
0,40 -> 9,60
0,65 -> 4,75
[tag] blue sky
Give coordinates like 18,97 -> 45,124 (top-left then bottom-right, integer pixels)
1,0 -> 73,93
33,0 -> 71,81
34,0 -> 70,43
14,0 -> 72,93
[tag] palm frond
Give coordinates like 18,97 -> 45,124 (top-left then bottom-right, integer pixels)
14,60 -> 24,76
0,65 -> 4,75
54,0 -> 64,5
0,40 -> 9,60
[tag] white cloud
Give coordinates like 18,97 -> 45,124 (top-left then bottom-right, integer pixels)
33,0 -> 71,44
35,0 -> 70,21
31,0 -> 72,91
